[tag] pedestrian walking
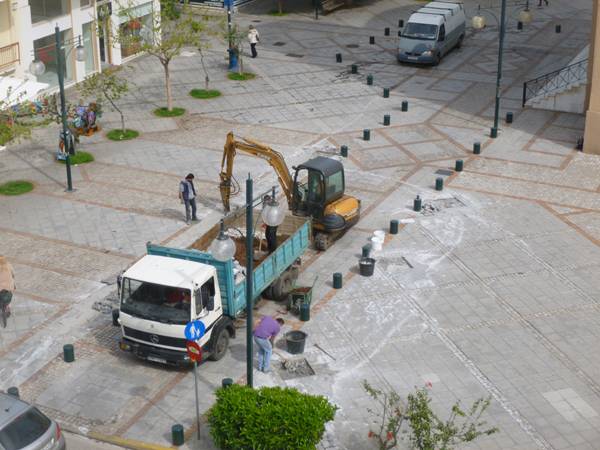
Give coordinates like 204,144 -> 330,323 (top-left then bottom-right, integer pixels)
0,256 -> 16,319
253,316 -> 284,372
248,25 -> 260,58
179,173 -> 198,225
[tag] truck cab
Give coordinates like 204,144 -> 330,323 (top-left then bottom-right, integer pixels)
116,255 -> 234,366
398,1 -> 466,65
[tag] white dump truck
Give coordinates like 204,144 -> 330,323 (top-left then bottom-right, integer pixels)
113,212 -> 310,366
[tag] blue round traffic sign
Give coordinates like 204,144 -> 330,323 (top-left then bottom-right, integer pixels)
184,320 -> 206,341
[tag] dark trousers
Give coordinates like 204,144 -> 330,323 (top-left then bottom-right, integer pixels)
266,225 -> 277,253
184,198 -> 197,222
250,43 -> 257,58
0,290 -> 12,307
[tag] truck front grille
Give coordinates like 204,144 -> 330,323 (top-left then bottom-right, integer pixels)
124,327 -> 187,349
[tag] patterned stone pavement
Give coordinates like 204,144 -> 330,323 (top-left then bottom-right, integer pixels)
1,0 -> 600,449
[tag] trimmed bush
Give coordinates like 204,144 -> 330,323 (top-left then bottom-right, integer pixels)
107,129 -> 139,141
189,89 -> 222,99
227,72 -> 256,81
57,151 -> 94,165
208,385 -> 337,450
0,180 -> 34,196
153,107 -> 185,117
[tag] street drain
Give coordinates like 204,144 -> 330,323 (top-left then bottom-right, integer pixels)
286,53 -> 304,58
273,42 -> 286,46
278,358 -> 315,380
435,169 -> 453,176
346,44 -> 359,48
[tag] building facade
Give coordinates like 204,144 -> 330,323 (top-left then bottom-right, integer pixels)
0,0 -> 160,100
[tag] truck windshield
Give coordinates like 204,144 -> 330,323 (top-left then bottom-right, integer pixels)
402,23 -> 438,40
120,278 -> 190,325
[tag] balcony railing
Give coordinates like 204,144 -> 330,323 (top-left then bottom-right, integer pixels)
0,43 -> 20,71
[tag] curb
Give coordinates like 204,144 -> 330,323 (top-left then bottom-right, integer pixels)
87,432 -> 176,450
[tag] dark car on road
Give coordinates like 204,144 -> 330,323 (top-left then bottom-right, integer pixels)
0,392 -> 65,450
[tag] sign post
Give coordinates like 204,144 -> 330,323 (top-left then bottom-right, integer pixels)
185,321 -> 205,441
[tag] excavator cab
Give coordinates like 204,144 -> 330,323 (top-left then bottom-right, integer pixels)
292,157 -> 345,219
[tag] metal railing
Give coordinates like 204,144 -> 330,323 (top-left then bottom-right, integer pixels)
0,43 -> 20,71
522,58 -> 588,107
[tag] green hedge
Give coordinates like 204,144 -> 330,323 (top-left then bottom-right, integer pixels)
208,385 -> 337,450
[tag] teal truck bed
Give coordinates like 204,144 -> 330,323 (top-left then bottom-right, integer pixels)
147,213 -> 310,318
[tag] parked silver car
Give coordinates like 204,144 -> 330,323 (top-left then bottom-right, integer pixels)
0,392 -> 65,450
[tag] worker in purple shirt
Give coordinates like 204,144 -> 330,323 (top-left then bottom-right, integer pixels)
253,316 -> 284,373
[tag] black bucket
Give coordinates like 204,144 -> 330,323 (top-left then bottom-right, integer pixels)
359,257 -> 376,277
286,331 -> 307,355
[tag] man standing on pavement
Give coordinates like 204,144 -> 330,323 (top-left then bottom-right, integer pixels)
0,256 -> 16,320
248,25 -> 260,58
179,173 -> 198,225
253,316 -> 284,372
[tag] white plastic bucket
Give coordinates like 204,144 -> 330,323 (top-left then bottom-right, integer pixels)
371,236 -> 383,251
373,230 -> 385,240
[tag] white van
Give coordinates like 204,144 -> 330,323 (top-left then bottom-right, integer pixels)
398,1 -> 466,65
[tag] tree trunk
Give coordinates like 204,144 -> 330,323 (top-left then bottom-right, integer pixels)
278,0 -> 283,13
238,49 -> 244,75
164,63 -> 172,111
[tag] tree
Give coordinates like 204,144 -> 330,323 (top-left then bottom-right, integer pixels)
224,22 -> 247,75
77,66 -> 129,133
114,0 -> 208,111
363,381 -> 498,450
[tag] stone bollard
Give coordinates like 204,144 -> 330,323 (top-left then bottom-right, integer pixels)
367,74 -> 373,85
369,36 -> 375,44
336,53 -> 342,63
7,387 -> 19,398
399,19 -> 404,27
473,142 -> 481,154
435,177 -> 444,191
517,21 -> 523,30
222,378 -> 233,388
333,273 -> 343,289
506,112 -> 513,124
351,64 -> 358,74
384,27 -> 390,36
363,129 -> 371,141
555,24 -> 561,33
390,220 -> 399,235
63,344 -> 75,363
401,101 -> 408,112
383,87 -> 390,98
490,127 -> 498,138
455,160 -> 463,172
383,114 -> 390,126
413,195 -> 422,212
362,244 -> 371,258
340,145 -> 348,157
172,424 -> 185,446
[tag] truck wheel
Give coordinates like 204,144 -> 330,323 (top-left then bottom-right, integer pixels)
262,285 -> 275,300
272,270 -> 295,301
456,34 -> 464,49
433,54 -> 441,66
112,309 -> 120,327
315,232 -> 332,251
209,328 -> 230,361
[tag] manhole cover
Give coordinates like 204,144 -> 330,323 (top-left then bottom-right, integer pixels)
285,53 -> 304,58
278,358 -> 315,380
346,44 -> 359,48
435,169 -> 453,176
273,41 -> 286,46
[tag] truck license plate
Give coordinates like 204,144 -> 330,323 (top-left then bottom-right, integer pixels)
147,356 -> 166,364
408,56 -> 418,60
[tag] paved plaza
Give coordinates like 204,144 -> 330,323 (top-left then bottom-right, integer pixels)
2,0 -> 600,449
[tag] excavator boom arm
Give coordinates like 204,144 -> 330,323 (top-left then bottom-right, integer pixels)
219,132 -> 295,212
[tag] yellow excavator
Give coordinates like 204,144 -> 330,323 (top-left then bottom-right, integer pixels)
219,132 -> 361,250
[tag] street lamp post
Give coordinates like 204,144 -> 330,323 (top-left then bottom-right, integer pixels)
29,25 -> 85,191
472,1 -> 532,138
210,180 -> 284,389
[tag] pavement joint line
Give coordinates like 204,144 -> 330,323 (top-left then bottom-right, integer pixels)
86,430 -> 176,450
478,154 -> 568,170
114,371 -> 189,436
419,224 -> 600,399
376,264 -> 554,450
0,226 -> 136,260
90,161 -> 218,185
10,257 -> 101,282
458,168 -> 600,194
34,189 -> 182,222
